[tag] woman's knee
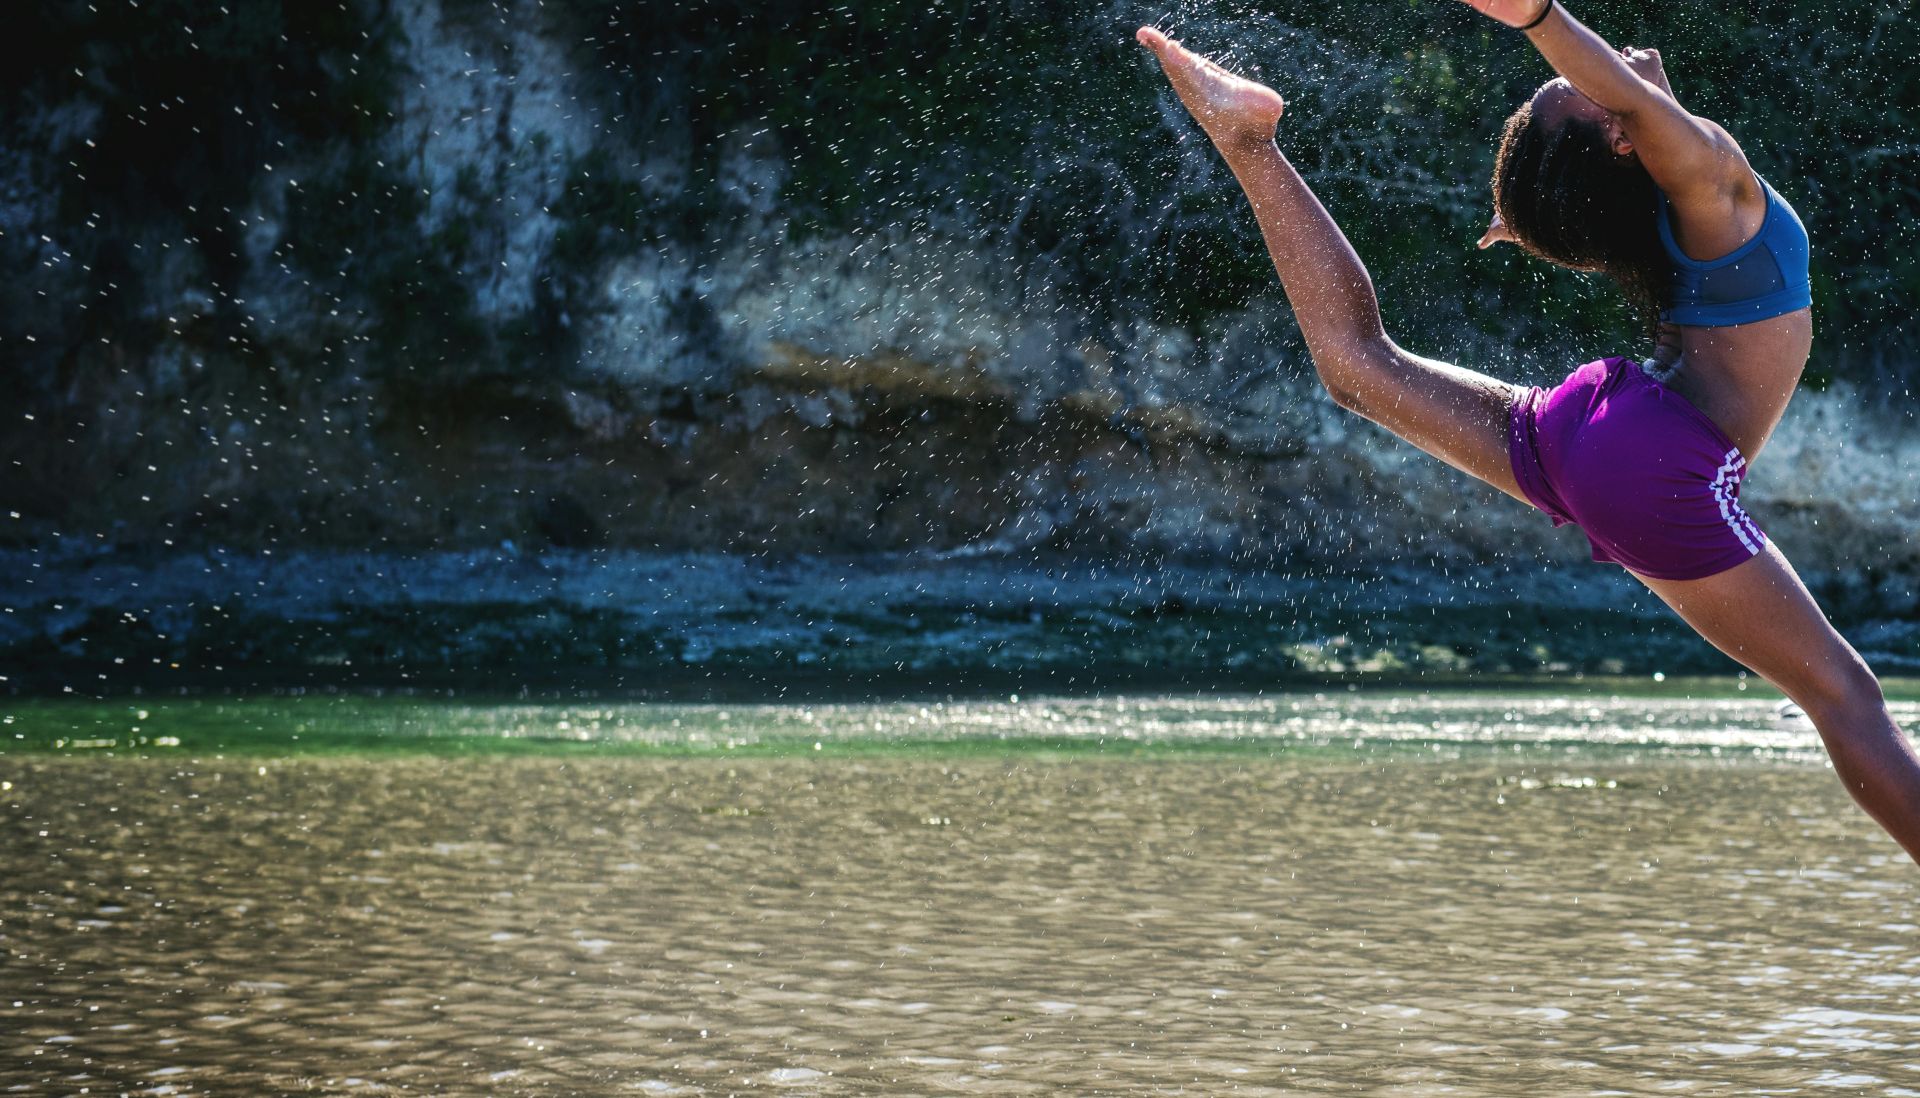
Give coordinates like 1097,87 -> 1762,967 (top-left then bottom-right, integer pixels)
1786,645 -> 1885,723
1316,370 -> 1368,414
1309,342 -> 1390,415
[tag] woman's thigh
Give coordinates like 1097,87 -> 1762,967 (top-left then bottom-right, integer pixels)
1340,343 -> 1528,505
1631,543 -> 1875,708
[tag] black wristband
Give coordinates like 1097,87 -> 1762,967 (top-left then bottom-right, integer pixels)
1517,0 -> 1554,31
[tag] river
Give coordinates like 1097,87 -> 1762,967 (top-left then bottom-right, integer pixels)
3,689 -> 1914,1094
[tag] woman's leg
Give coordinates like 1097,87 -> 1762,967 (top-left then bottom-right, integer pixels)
1138,28 -> 1529,504
1636,545 -> 1920,864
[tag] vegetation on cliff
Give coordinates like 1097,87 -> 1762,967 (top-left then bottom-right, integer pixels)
4,0 -> 1916,557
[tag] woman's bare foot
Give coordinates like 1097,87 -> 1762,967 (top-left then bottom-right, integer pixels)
1136,26 -> 1284,149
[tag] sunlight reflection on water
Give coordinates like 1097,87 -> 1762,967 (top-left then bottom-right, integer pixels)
2,693 -> 1916,1093
439,691 -> 1845,757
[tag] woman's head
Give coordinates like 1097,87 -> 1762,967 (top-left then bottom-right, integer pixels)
1491,78 -> 1670,336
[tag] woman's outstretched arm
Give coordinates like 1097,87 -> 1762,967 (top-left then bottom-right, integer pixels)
1458,0 -> 1749,205
1136,27 -> 1527,500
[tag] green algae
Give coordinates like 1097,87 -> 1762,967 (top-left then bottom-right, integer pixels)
5,681 -> 1910,760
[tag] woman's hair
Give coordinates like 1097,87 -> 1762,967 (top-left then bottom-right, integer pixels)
1493,99 -> 1671,338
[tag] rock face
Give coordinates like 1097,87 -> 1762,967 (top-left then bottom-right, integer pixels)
2,0 -> 1917,604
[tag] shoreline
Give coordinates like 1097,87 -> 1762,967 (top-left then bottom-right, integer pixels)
0,687 -> 1852,760
5,547 -> 1917,700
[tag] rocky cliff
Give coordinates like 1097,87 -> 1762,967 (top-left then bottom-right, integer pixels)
4,0 -> 1917,606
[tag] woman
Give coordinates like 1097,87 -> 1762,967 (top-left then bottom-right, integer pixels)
1134,1 -> 1920,862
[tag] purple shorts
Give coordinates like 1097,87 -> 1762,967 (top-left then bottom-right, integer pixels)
1508,356 -> 1766,581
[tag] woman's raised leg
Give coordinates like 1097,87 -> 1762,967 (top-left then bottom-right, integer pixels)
1636,545 -> 1920,864
1138,28 -> 1528,503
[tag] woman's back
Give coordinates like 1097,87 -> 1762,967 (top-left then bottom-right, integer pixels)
1658,172 -> 1813,462
1526,55 -> 1816,463
1667,302 -> 1811,463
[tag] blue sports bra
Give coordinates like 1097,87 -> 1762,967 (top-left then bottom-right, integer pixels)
1654,173 -> 1811,328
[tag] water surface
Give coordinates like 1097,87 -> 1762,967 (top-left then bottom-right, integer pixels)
3,691 -> 1916,1095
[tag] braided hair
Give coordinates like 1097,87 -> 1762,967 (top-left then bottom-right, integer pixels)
1493,98 -> 1672,340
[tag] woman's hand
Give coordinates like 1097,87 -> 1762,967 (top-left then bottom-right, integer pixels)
1458,0 -> 1552,29
1476,211 -> 1515,250
1620,46 -> 1675,99
1645,320 -> 1684,381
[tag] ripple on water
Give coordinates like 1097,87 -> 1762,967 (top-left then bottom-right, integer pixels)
0,744 -> 1913,1094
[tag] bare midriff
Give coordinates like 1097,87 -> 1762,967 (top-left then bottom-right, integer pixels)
1664,307 -> 1813,462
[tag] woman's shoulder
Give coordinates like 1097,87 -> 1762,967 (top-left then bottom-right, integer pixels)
1654,161 -> 1769,265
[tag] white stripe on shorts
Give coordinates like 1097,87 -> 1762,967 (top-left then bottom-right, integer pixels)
1709,448 -> 1764,555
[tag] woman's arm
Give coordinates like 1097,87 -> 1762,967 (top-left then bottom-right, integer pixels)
1463,0 -> 1751,206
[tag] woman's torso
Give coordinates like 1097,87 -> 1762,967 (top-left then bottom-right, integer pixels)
1665,313 -> 1811,462
1653,173 -> 1813,461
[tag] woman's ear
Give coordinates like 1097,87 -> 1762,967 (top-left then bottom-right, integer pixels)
1605,117 -> 1635,158
1477,211 -> 1516,250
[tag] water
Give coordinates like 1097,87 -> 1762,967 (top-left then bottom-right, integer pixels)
4,690 -> 1918,1094
0,683 -> 1873,757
